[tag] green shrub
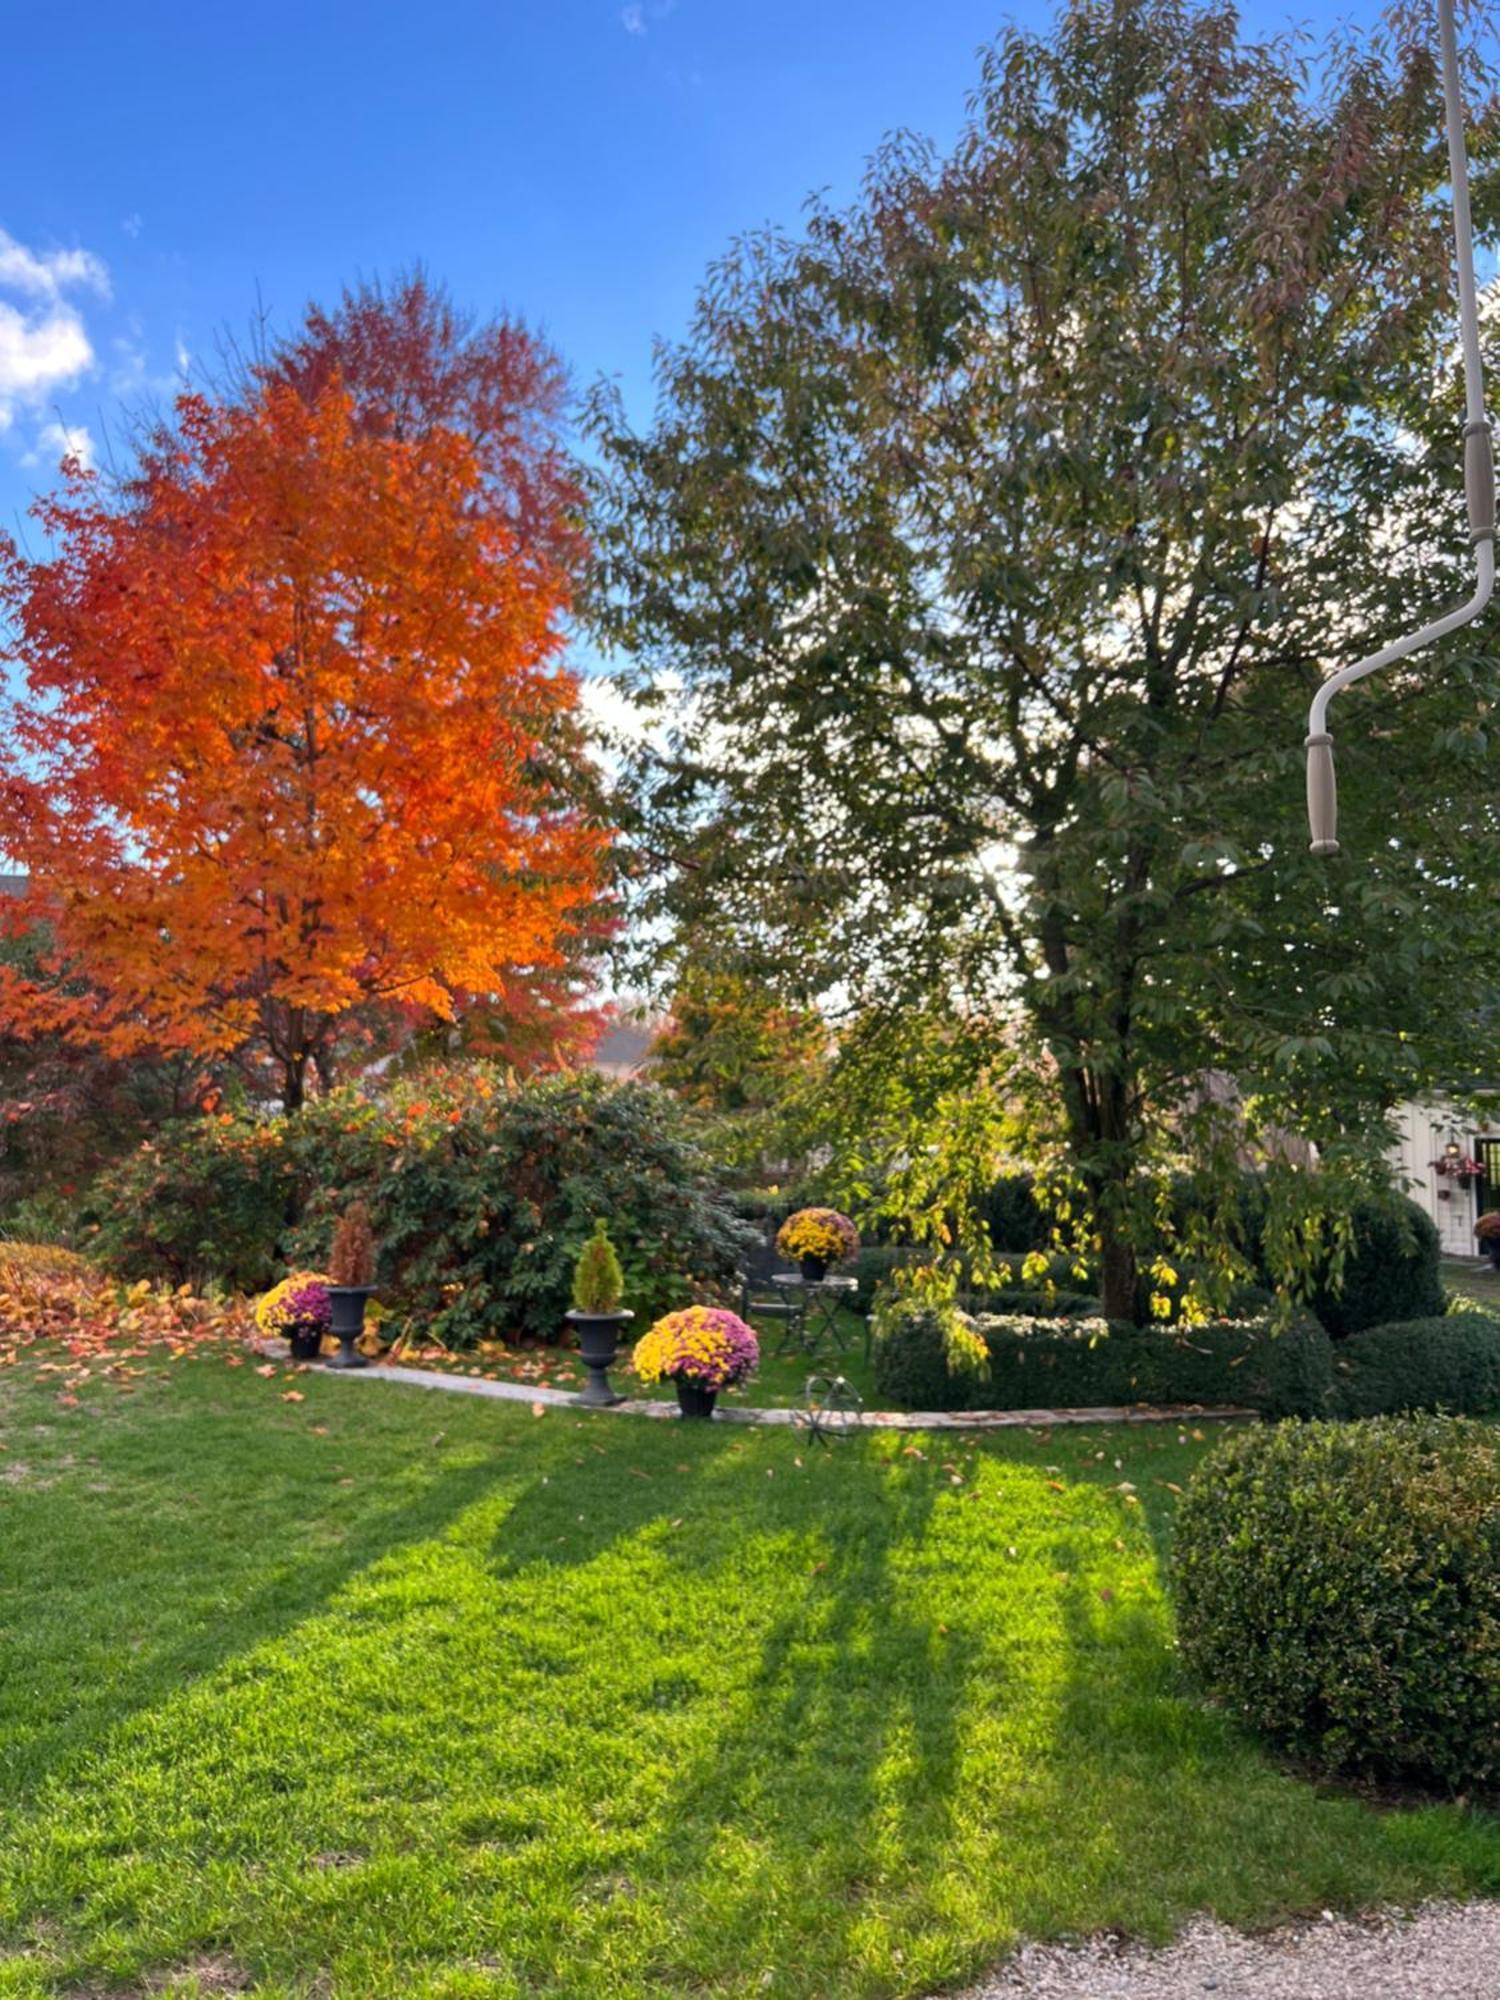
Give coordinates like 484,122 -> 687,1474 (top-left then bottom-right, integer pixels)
981,1173 -> 1050,1253
849,1243 -> 912,1314
1332,1310 -> 1500,1417
1307,1195 -> 1443,1337
86,1114 -> 300,1291
572,1219 -> 626,1314
871,1300 -> 1333,1416
869,1297 -> 992,1408
1173,1417 -> 1500,1791
87,1066 -> 754,1343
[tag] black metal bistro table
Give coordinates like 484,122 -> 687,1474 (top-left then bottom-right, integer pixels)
769,1273 -> 859,1358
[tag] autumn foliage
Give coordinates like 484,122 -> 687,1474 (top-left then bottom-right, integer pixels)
0,1243 -> 253,1389
0,285 -> 606,1110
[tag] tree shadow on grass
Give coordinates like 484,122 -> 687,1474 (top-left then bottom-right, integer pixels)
482,1426 -> 978,1992
0,1370 -> 588,1814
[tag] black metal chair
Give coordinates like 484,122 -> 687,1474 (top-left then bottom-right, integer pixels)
737,1237 -> 806,1355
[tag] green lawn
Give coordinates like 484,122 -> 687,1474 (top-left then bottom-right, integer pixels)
1,1357 -> 1497,2000
1443,1258 -> 1500,1311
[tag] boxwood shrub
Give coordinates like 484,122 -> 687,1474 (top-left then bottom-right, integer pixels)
1332,1310 -> 1500,1417
871,1299 -> 1332,1416
1307,1194 -> 1443,1337
1173,1417 -> 1500,1791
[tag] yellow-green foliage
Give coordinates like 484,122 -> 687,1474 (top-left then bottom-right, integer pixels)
572,1219 -> 625,1314
0,1240 -> 89,1279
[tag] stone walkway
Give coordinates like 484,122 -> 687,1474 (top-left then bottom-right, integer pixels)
957,1902 -> 1500,1999
273,1347 -> 1250,1431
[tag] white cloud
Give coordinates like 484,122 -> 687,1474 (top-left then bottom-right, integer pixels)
621,0 -> 674,31
28,419 -> 95,471
122,212 -> 143,240
0,227 -> 109,303
0,226 -> 108,441
0,302 -> 91,402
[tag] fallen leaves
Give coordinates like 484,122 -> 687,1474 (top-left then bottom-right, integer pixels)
0,1254 -> 256,1393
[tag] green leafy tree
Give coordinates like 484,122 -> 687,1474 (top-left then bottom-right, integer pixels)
587,0 -> 1500,1320
646,964 -> 827,1172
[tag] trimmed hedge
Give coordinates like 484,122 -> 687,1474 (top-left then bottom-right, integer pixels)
1308,1195 -> 1443,1337
1173,1417 -> 1500,1791
871,1299 -> 1333,1416
1332,1310 -> 1500,1417
849,1244 -> 912,1315
958,1286 -> 1101,1321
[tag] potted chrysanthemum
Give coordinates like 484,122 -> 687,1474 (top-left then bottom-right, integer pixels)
1475,1212 -> 1500,1268
631,1305 -> 759,1419
255,1272 -> 332,1361
775,1207 -> 860,1283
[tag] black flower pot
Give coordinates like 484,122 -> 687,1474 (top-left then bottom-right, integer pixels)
1487,1243 -> 1500,1272
800,1254 -> 829,1283
675,1377 -> 718,1420
288,1325 -> 323,1362
325,1285 -> 374,1369
565,1308 -> 633,1407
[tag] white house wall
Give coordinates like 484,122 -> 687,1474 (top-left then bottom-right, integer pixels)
1388,1100 -> 1480,1258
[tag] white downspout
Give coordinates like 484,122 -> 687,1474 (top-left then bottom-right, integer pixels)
1305,0 -> 1495,853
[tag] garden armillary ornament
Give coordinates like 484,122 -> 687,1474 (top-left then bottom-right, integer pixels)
1305,0 -> 1494,852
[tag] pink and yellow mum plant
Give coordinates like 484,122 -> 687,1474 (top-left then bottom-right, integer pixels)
632,1306 -> 759,1390
255,1272 -> 333,1338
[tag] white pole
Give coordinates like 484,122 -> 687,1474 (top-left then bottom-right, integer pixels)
1305,0 -> 1495,854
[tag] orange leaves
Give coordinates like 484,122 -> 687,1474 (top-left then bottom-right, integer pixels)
0,1248 -> 254,1383
0,331 -> 608,1091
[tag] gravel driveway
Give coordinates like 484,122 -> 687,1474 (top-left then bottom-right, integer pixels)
951,1902 -> 1500,1999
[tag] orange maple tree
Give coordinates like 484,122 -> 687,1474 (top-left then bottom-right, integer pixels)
0,345 -> 606,1110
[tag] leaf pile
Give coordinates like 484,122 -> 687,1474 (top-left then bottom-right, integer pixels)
0,1247 -> 253,1395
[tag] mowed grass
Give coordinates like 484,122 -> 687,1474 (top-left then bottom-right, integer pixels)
0,1362 -> 1497,2000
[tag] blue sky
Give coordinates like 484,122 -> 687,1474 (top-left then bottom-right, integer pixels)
0,0 -> 1394,555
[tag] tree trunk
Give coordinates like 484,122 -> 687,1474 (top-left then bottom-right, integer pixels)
1096,1226 -> 1139,1324
281,1059 -> 307,1114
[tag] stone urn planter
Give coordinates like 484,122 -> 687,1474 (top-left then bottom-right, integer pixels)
324,1203 -> 378,1370
325,1285 -> 373,1369
565,1308 -> 633,1407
